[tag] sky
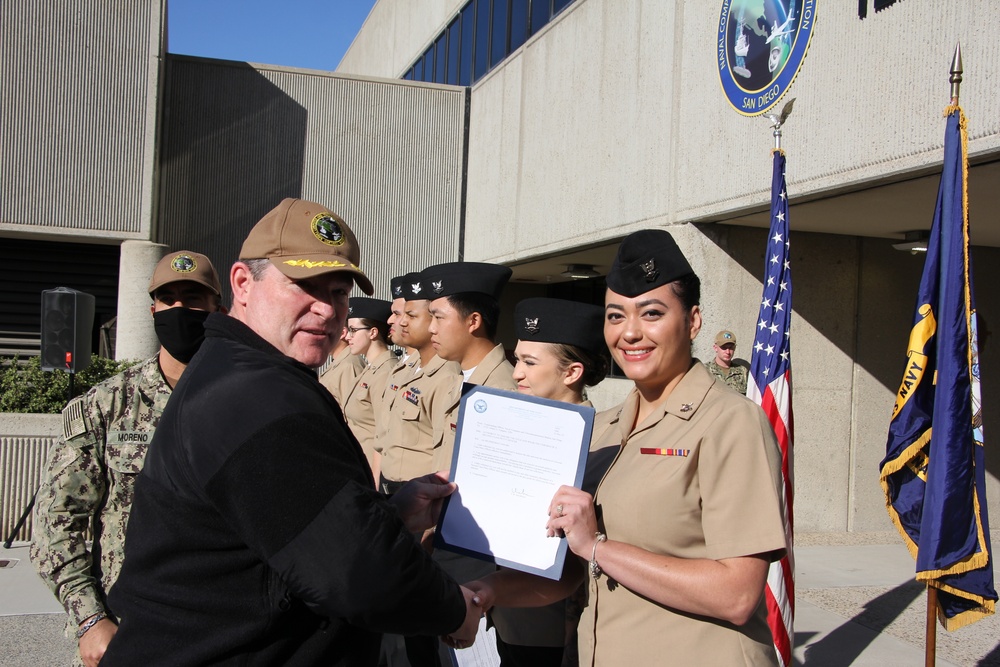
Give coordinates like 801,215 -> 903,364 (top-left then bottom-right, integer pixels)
167,0 -> 378,71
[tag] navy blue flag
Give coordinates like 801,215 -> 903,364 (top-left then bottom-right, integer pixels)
747,150 -> 794,666
880,105 -> 996,629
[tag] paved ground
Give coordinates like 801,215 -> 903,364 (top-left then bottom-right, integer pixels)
2,532 -> 998,666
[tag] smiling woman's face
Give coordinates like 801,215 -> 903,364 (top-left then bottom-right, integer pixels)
604,283 -> 701,391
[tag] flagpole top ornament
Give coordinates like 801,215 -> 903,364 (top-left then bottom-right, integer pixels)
764,98 -> 795,151
949,42 -> 963,105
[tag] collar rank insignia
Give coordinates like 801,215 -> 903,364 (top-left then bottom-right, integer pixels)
679,403 -> 692,412
432,280 -> 443,294
641,259 -> 658,282
524,317 -> 540,334
412,282 -> 422,294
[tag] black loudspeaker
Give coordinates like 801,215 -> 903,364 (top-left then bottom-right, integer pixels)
40,288 -> 95,373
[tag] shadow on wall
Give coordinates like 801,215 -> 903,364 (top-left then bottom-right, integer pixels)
697,221 -> 1000,500
157,57 -> 308,305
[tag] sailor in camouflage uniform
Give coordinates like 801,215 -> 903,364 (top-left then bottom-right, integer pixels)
30,250 -> 223,667
705,329 -> 749,394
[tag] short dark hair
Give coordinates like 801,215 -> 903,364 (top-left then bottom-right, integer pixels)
357,317 -> 389,344
447,292 -> 500,340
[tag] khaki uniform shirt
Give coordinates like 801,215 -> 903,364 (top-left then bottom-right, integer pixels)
373,354 -> 417,449
342,349 -> 397,471
380,354 -> 462,482
432,344 -> 517,472
30,356 -> 170,636
705,359 -> 749,395
319,347 -> 366,407
579,362 -> 785,666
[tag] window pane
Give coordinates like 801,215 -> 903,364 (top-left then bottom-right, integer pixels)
491,0 -> 508,67
447,18 -> 461,85
510,0 -> 528,51
435,34 -> 447,83
553,0 -> 573,15
421,49 -> 433,82
474,0 -> 490,81
413,58 -> 423,81
460,7 -> 475,85
530,0 -> 550,36
404,67 -> 414,80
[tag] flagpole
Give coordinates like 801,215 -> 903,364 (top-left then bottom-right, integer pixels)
926,585 -> 938,667
923,42 -> 963,667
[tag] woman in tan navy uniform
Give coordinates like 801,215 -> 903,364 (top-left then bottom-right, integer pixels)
466,230 -> 787,666
340,297 -> 395,485
492,297 -> 608,667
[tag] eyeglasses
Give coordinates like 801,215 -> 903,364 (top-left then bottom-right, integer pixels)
346,326 -> 373,337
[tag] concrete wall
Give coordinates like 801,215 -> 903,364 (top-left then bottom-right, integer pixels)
680,222 -> 1000,533
0,414 -> 60,542
159,58 -> 467,301
0,1 -> 164,241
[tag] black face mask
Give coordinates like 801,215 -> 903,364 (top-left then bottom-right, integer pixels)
153,308 -> 210,363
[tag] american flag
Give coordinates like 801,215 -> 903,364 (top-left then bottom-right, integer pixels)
746,150 -> 795,666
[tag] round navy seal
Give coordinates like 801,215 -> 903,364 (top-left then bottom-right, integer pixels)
717,0 -> 816,116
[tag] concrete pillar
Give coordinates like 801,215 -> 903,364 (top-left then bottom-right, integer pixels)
115,240 -> 167,361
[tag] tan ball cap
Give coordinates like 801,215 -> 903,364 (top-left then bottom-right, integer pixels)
240,198 -> 374,295
148,251 -> 222,296
715,330 -> 737,346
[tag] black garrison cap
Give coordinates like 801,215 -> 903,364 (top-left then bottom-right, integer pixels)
399,272 -> 427,300
514,298 -> 606,356
420,262 -> 512,299
348,297 -> 392,324
605,229 -> 694,297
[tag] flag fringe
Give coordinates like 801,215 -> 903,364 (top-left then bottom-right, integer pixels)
879,428 -> 933,560
770,147 -> 786,157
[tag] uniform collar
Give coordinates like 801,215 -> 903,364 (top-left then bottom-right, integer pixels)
146,355 -> 174,410
610,360 -> 714,440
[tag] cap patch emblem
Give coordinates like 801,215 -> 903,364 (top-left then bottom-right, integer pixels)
393,285 -> 403,297
432,280 -> 443,294
412,282 -> 422,295
640,259 -> 659,282
348,307 -> 354,316
723,332 -> 733,340
171,254 -> 196,273
311,213 -> 345,247
524,317 -> 540,334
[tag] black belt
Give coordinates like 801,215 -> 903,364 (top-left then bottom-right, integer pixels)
379,475 -> 406,496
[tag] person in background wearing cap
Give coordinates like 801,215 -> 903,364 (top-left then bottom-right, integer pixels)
319,323 -> 367,406
341,297 -> 395,485
465,230 -> 786,666
373,273 -> 420,454
423,261 -> 517,473
30,250 -> 224,667
706,329 -> 748,394
490,297 -> 610,667
101,199 -> 483,665
378,276 -> 463,496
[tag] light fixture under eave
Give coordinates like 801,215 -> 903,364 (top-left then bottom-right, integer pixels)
561,264 -> 600,279
892,231 -> 930,255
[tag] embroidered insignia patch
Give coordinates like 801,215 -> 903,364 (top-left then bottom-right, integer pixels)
432,280 -> 443,294
524,317 -> 540,334
311,213 -> 345,246
171,254 -> 196,273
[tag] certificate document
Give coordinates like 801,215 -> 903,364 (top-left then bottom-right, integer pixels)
435,385 -> 594,579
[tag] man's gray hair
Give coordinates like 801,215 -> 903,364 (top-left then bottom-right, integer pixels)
243,258 -> 270,280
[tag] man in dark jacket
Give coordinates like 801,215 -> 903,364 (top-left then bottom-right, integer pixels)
103,199 -> 481,666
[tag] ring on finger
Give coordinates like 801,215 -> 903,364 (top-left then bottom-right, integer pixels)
556,503 -> 564,516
